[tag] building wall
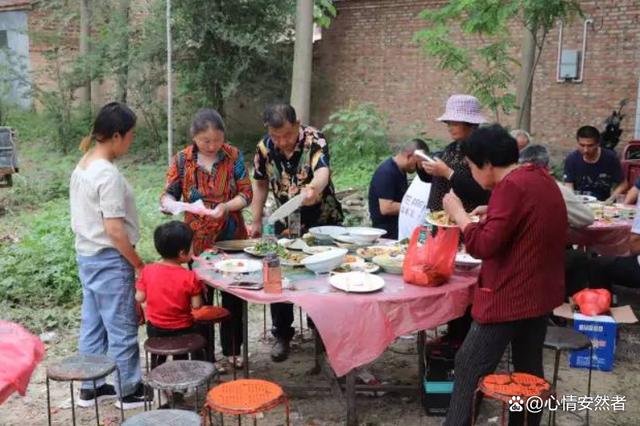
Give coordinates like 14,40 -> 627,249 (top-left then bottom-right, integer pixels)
312,0 -> 640,156
0,10 -> 31,108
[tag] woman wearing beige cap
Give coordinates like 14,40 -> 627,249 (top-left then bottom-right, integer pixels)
418,94 -> 490,213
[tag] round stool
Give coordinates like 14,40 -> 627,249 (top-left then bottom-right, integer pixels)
122,409 -> 201,425
143,333 -> 207,372
472,372 -> 552,426
46,354 -> 124,426
544,326 -> 593,425
206,379 -> 290,425
143,360 -> 217,414
193,306 -> 231,364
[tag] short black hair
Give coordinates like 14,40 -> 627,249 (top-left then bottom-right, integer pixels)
263,103 -> 297,129
576,126 -> 600,143
154,221 -> 193,259
461,124 -> 519,168
92,102 -> 137,142
405,138 -> 429,153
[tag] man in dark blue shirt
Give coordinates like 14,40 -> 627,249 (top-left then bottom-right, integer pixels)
563,125 -> 626,201
368,139 -> 429,239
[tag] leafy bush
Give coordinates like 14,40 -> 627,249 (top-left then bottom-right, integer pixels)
324,103 -> 392,189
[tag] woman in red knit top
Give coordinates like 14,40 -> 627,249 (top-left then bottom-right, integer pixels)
442,124 -> 567,426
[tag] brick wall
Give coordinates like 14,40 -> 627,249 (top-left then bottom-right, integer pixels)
312,0 -> 640,156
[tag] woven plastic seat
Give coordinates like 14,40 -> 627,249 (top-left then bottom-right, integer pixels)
472,373 -> 552,426
142,361 -> 216,412
46,354 -> 123,426
122,409 -> 201,425
193,306 -> 230,322
206,379 -> 290,425
144,333 -> 206,356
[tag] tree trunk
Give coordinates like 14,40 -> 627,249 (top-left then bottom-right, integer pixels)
79,0 -> 91,105
515,27 -> 536,132
290,0 -> 314,124
116,0 -> 131,104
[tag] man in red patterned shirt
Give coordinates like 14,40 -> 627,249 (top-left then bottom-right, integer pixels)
442,124 -> 567,426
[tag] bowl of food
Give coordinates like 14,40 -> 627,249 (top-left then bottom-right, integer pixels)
345,227 -> 387,244
356,246 -> 403,261
303,245 -> 336,255
372,254 -> 405,275
301,248 -> 348,274
309,226 -> 347,244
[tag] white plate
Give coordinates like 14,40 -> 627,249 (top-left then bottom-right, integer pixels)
303,245 -> 336,255
329,272 -> 385,293
578,195 -> 598,203
214,259 -> 263,274
425,212 -> 480,228
455,253 -> 482,268
335,261 -> 380,274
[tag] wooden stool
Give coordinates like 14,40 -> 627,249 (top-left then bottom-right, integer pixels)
472,372 -> 552,426
122,409 -> 201,425
46,354 -> 124,426
544,326 -> 593,426
143,333 -> 207,372
143,360 -> 217,413
206,379 -> 290,425
193,306 -> 231,364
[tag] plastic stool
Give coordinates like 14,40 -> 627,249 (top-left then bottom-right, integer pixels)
46,354 -> 124,426
122,408 -> 201,425
472,372 -> 552,426
143,333 -> 206,372
206,379 -> 290,425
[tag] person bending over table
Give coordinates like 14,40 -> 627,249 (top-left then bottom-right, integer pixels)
368,138 -> 429,240
563,125 -> 627,202
249,103 -> 344,362
442,124 -> 567,426
160,108 -> 252,372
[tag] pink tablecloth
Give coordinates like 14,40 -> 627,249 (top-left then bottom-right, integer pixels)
194,256 -> 476,377
568,220 -> 632,256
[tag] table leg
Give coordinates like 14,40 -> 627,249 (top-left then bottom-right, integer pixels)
346,370 -> 357,426
417,330 -> 426,409
46,376 -> 52,426
70,381 -> 76,426
243,300 -> 249,378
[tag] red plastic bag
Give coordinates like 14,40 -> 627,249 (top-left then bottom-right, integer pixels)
572,288 -> 612,316
0,321 -> 45,405
403,225 -> 458,287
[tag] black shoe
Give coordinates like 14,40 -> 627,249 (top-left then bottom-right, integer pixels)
271,338 -> 290,362
77,384 -> 117,407
114,383 -> 152,410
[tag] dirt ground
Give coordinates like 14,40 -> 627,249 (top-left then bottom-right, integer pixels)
3,289 -> 640,426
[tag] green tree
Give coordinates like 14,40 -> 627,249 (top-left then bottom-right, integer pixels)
416,0 -> 581,124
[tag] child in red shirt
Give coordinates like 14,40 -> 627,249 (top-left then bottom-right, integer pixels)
135,221 -> 203,368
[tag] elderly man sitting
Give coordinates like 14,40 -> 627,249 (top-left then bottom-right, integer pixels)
511,129 -> 532,151
519,144 -> 594,228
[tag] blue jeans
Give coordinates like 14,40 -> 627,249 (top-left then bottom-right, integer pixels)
77,248 -> 141,396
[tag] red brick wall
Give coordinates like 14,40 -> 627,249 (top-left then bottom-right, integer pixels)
312,0 -> 640,156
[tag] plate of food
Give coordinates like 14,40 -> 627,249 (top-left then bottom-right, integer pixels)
280,251 -> 308,267
356,246 -> 403,261
329,271 -> 385,293
334,261 -> 380,274
303,245 -> 336,255
214,259 -> 263,274
244,239 -> 288,257
426,211 -> 480,228
214,239 -> 261,252
372,254 -> 405,275
278,238 -> 308,251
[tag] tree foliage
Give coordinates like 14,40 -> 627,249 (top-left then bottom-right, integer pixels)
416,0 -> 582,121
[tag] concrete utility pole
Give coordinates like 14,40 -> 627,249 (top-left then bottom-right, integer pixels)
80,0 -> 91,105
290,0 -> 314,124
166,0 -> 173,163
516,27 -> 536,132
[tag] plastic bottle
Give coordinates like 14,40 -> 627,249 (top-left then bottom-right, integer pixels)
262,253 -> 282,294
262,204 -> 276,241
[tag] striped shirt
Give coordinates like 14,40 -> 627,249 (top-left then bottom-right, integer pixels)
464,165 -> 567,323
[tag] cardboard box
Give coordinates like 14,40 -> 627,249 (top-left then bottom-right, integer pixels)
553,304 -> 638,372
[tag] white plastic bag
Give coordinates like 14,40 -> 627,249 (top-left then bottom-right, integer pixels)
398,176 -> 431,241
